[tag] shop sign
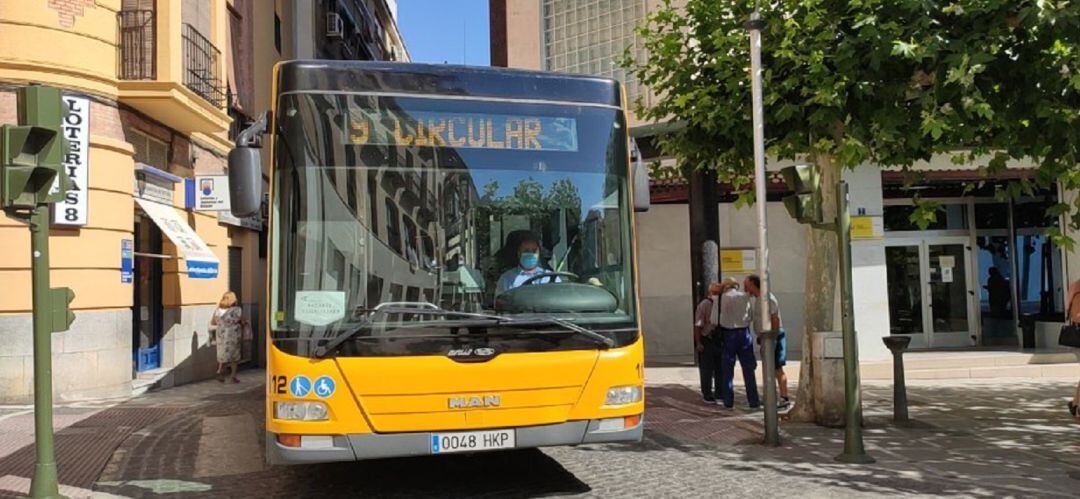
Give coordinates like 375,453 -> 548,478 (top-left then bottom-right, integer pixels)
217,196 -> 265,231
135,170 -> 175,204
121,239 -> 133,283
851,216 -> 884,240
720,249 -> 757,273
188,175 -> 230,211
51,95 -> 89,226
218,210 -> 264,231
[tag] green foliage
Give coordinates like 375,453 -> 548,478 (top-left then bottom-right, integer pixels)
626,0 -> 1080,231
909,197 -> 943,230
480,178 -> 583,216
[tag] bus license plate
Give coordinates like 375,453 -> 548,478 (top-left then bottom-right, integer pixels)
431,430 -> 515,454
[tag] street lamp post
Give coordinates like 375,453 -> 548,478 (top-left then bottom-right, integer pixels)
745,9 -> 779,446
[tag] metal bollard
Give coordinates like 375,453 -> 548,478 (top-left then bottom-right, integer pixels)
882,336 -> 912,424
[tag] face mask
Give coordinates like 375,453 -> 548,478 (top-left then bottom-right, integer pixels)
520,252 -> 539,270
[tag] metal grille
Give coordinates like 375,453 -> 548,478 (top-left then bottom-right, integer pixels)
181,23 -> 225,107
117,10 -> 156,80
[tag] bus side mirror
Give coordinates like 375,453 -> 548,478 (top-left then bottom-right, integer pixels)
631,139 -> 650,212
228,111 -> 269,218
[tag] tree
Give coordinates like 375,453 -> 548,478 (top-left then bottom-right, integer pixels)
627,0 -> 1080,424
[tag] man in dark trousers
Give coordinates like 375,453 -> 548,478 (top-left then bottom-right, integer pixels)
694,282 -> 724,404
714,278 -> 761,409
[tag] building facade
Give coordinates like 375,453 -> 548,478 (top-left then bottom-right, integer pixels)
0,0 -> 408,403
491,0 -> 1079,365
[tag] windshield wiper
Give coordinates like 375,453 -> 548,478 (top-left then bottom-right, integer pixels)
525,317 -> 615,348
313,308 -> 516,358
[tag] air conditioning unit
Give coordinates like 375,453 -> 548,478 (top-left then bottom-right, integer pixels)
326,12 -> 343,38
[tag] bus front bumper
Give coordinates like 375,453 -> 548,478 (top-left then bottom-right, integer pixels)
267,418 -> 643,464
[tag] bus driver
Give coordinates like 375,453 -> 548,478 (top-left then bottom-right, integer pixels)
496,233 -> 560,294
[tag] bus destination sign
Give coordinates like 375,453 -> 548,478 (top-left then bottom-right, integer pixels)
344,109 -> 578,152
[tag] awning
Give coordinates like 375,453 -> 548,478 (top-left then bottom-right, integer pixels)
135,198 -> 220,279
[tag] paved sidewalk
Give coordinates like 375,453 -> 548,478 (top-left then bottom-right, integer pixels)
0,369 -> 1076,497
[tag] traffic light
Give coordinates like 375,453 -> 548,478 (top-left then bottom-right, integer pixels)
49,287 -> 76,333
0,124 -> 65,209
780,164 -> 822,224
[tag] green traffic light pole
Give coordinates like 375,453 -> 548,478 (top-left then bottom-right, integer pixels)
29,167 -> 63,499
782,164 -> 872,463
833,181 -> 874,464
4,85 -> 68,499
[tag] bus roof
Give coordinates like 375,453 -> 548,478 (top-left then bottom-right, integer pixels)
276,60 -> 623,107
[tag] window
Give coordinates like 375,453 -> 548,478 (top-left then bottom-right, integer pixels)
543,0 -> 647,104
385,199 -> 401,254
129,129 -> 169,168
974,203 -> 1008,229
346,168 -> 358,213
884,204 -> 967,231
403,217 -> 419,265
366,274 -> 384,307
367,172 -> 379,230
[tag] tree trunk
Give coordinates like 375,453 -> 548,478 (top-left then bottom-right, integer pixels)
788,154 -> 841,424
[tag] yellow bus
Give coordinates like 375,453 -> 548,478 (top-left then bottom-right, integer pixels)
227,60 -> 650,463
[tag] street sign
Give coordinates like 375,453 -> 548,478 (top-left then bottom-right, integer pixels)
121,239 -> 133,283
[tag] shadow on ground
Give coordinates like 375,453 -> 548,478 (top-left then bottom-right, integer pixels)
3,373 -> 1077,497
637,381 -> 1080,497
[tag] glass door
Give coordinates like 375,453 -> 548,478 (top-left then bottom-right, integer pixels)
885,243 -> 928,349
885,238 -> 975,348
133,217 -> 164,371
926,240 -> 975,347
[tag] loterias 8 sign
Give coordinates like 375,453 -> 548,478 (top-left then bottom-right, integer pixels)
50,95 -> 89,226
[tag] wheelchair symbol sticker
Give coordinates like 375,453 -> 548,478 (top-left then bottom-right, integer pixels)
289,375 -> 311,398
313,375 -> 336,398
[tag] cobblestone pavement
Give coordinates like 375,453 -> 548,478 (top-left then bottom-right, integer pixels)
0,370 -> 1077,498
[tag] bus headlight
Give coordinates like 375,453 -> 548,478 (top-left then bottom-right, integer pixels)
605,385 -> 643,406
274,401 -> 328,421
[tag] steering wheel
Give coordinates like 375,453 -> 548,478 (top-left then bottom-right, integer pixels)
519,271 -> 579,286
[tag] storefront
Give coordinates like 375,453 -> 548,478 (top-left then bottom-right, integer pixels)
882,180 -> 1064,349
132,166 -> 222,372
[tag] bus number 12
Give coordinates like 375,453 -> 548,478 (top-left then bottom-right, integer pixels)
271,375 -> 287,394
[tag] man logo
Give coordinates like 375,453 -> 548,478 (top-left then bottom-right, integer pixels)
447,347 -> 498,358
448,395 -> 501,409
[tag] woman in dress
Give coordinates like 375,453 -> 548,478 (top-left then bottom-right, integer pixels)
1066,280 -> 1080,420
211,291 -> 244,383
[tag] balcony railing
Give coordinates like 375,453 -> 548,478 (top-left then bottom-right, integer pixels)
118,10 -> 156,80
181,23 -> 225,108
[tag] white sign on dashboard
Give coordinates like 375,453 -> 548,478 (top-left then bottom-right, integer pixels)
294,291 -> 346,326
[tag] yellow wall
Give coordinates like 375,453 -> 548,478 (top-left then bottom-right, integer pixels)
0,0 -> 252,316
0,0 -> 121,99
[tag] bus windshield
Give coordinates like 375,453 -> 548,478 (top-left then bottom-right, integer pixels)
271,92 -> 637,356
